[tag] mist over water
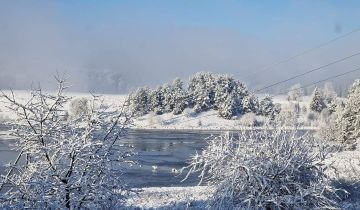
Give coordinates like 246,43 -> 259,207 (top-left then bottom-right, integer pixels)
0,1 -> 360,94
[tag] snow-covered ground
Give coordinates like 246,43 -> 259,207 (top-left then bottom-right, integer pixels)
126,186 -> 211,209
0,90 -> 318,130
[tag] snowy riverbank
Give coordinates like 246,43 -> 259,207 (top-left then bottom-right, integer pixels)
0,90 -> 320,131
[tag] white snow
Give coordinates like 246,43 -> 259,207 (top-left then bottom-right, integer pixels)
125,186 -> 212,209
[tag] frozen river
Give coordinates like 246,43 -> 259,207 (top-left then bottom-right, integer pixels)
0,126 -> 214,187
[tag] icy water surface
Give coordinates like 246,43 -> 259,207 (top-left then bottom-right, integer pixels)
0,126 -> 214,187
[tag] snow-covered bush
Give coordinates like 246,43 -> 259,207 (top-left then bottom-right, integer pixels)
322,82 -> 337,104
316,110 -> 341,143
287,83 -> 304,101
275,103 -> 299,126
147,112 -> 164,127
337,79 -> 360,143
307,111 -> 318,123
310,87 -> 326,113
68,97 -> 90,119
0,79 -> 134,209
183,130 -> 341,210
238,113 -> 258,127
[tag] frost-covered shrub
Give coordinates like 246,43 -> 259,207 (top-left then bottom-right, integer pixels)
287,83 -> 304,101
0,79 -> 134,209
306,111 -> 319,125
316,113 -> 341,143
238,113 -> 258,127
68,97 -> 90,118
147,112 -> 164,127
322,82 -> 337,104
183,130 -> 340,210
274,103 -> 299,126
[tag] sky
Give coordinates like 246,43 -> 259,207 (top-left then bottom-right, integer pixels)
0,0 -> 360,93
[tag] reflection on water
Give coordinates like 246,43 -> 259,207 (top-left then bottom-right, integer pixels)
121,129 -> 214,187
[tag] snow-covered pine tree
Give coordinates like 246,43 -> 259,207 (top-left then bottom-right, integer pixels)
259,95 -> 279,120
337,79 -> 360,143
309,87 -> 326,113
171,78 -> 188,115
327,100 -> 338,114
162,83 -> 174,113
214,75 -> 236,110
287,83 -> 304,101
242,93 -> 259,114
130,87 -> 151,116
322,82 -> 337,104
218,93 -> 239,119
188,72 -> 216,113
150,86 -> 166,115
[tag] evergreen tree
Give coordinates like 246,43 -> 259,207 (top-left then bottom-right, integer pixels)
218,93 -> 239,119
188,72 -> 216,112
309,87 -> 325,113
162,83 -> 174,113
130,87 -> 151,116
214,75 -> 237,110
150,86 -> 166,115
337,79 -> 360,143
327,100 -> 338,114
259,95 -> 279,120
172,78 -> 188,115
242,93 -> 259,113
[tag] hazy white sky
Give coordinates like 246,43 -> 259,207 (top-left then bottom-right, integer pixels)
0,0 -> 360,93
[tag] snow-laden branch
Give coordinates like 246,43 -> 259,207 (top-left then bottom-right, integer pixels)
0,79 -> 135,209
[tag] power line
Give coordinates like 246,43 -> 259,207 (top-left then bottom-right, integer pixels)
256,51 -> 360,93
277,66 -> 360,95
243,27 -> 360,79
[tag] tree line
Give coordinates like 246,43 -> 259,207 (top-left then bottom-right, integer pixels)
129,72 -> 280,120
